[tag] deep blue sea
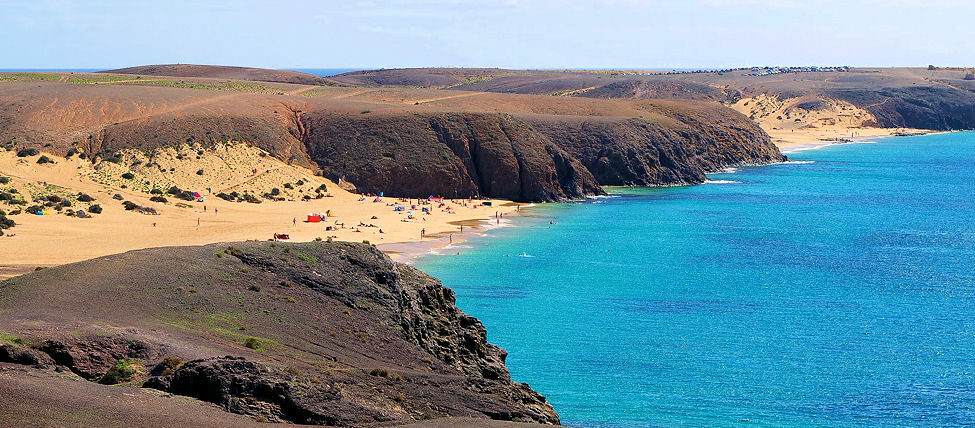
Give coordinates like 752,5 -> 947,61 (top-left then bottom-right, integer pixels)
416,132 -> 975,427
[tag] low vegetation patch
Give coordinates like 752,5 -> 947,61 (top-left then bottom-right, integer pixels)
100,359 -> 144,385
243,337 -> 264,351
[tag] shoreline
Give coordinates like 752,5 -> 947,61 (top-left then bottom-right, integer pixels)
0,149 -> 523,279
380,206 -> 527,264
777,129 -> 952,154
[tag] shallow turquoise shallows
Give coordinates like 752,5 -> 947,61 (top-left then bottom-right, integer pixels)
416,131 -> 975,427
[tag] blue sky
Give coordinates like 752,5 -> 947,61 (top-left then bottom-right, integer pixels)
1,0 -> 971,69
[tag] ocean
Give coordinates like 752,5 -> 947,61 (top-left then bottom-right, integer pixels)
415,132 -> 975,427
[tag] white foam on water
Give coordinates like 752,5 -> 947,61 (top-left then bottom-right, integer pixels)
704,179 -> 740,184
784,160 -> 816,165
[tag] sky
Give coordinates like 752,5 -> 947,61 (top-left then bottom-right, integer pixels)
1,0 -> 972,70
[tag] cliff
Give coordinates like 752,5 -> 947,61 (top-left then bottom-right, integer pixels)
0,75 -> 786,202
302,112 -> 605,201
0,241 -> 559,426
302,107 -> 782,199
528,106 -> 783,186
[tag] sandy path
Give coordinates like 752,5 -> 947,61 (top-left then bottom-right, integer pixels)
412,92 -> 484,104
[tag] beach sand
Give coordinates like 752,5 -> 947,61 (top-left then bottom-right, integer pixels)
0,150 -> 518,278
730,94 -> 935,153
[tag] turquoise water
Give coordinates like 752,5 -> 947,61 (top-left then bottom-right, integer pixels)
416,132 -> 975,427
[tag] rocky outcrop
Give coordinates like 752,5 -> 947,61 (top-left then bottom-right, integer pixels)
0,241 -> 559,425
302,112 -> 604,201
528,111 -> 783,186
829,86 -> 975,130
301,110 -> 782,201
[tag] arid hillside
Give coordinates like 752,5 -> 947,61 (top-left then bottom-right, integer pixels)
0,241 -> 558,426
0,69 -> 783,202
104,64 -> 331,86
333,67 -> 975,133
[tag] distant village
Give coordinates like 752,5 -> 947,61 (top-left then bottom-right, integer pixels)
640,66 -> 851,77
744,66 -> 851,77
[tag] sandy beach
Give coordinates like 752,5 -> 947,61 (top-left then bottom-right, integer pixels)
0,149 -> 519,278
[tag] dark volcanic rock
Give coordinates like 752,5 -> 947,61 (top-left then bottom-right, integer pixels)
528,111 -> 783,187
301,110 -> 783,201
147,356 -> 367,426
829,86 -> 975,130
0,241 -> 560,425
302,112 -> 604,201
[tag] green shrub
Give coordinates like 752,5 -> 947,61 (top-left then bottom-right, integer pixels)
16,148 -> 39,157
66,148 -> 78,158
122,201 -> 139,210
270,188 -> 281,196
149,196 -> 168,203
121,172 -> 135,179
36,155 -> 54,164
149,188 -> 162,194
216,192 -> 234,201
243,337 -> 262,350
100,359 -> 142,385
77,193 -> 94,202
283,183 -> 293,189
88,204 -> 102,214
369,368 -> 389,377
196,169 -> 204,175
155,357 -> 184,376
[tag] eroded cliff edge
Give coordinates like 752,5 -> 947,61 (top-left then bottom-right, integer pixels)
0,241 -> 559,426
301,108 -> 784,201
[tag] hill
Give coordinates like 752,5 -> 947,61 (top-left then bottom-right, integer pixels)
103,64 -> 330,86
331,67 -> 975,139
0,241 -> 559,426
0,72 -> 783,202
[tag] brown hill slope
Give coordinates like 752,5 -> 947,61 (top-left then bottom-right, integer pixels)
0,241 -> 559,426
104,64 -> 329,86
333,67 -> 975,132
0,74 -> 783,201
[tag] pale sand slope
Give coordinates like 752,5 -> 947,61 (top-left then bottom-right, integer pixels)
731,94 -> 934,151
0,148 -> 518,278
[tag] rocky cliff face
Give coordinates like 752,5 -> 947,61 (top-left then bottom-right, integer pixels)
529,111 -> 784,186
0,242 -> 559,425
302,110 -> 782,201
302,112 -> 605,201
829,86 -> 975,130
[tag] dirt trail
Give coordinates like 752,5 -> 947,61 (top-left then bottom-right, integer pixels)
412,92 -> 484,104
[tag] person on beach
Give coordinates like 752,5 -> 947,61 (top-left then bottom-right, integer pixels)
204,205 -> 206,212
197,218 -> 200,227
449,234 -> 452,243
293,217 -> 296,226
214,208 -> 218,215
421,228 -> 426,238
